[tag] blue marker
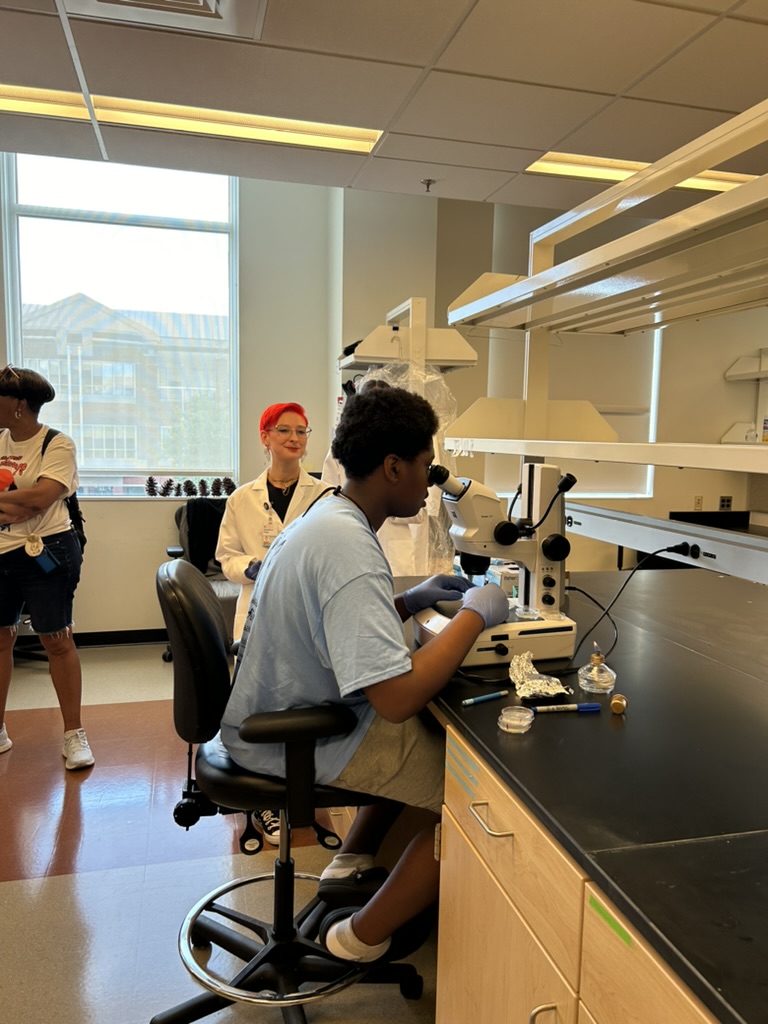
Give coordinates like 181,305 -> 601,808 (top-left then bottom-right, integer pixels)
531,703 -> 600,713
461,689 -> 509,707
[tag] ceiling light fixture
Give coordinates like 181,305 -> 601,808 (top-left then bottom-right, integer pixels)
0,83 -> 381,154
525,151 -> 756,193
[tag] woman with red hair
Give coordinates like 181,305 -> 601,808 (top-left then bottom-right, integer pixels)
215,402 -> 327,843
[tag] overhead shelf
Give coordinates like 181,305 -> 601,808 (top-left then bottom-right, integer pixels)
448,173 -> 768,336
338,324 -> 477,371
448,97 -> 768,337
443,435 -> 768,473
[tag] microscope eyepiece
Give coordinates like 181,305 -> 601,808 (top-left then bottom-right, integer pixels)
428,464 -> 449,487
428,464 -> 467,498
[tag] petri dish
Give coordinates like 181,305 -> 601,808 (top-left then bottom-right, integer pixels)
497,706 -> 534,734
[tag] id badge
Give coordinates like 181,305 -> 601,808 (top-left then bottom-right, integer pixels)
262,509 -> 278,548
25,534 -> 61,573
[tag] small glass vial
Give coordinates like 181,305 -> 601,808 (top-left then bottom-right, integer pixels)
578,644 -> 616,694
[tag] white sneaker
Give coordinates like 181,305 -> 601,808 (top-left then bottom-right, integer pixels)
256,809 -> 281,845
62,728 -> 94,770
0,723 -> 12,754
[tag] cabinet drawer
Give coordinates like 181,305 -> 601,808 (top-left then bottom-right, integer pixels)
444,726 -> 586,988
437,807 -> 577,1024
581,885 -> 720,1024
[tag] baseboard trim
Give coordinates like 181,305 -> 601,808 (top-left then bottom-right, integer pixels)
15,628 -> 168,650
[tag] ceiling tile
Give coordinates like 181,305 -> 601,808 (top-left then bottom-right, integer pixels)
100,124 -> 366,186
0,112 -> 102,161
436,0 -> 715,94
394,72 -> 610,149
353,154 -> 513,202
375,133 -> 540,173
730,0 -> 768,23
0,0 -> 55,10
262,0 -> 471,63
557,96 -> 734,164
71,21 -> 420,126
0,9 -> 82,91
628,18 -> 768,111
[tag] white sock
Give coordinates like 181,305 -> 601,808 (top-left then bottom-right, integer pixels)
325,914 -> 391,962
320,853 -> 375,881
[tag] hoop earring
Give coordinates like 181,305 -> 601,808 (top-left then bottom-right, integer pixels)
14,407 -> 22,420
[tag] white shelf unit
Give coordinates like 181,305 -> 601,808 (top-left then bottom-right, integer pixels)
443,98 -> 768,576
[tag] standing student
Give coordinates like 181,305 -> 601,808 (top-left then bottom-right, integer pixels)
216,401 -> 328,843
0,365 -> 93,770
222,385 -> 508,962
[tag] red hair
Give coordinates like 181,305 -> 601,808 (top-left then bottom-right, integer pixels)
259,403 -> 308,433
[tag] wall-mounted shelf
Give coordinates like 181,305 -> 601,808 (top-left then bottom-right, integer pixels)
448,99 -> 768,337
443,435 -> 768,473
338,296 -> 477,372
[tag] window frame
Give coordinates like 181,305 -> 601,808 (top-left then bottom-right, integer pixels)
0,153 -> 239,496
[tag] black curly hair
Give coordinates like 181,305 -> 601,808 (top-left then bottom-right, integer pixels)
332,385 -> 438,480
0,366 -> 56,414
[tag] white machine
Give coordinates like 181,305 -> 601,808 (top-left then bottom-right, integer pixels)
413,463 -> 578,666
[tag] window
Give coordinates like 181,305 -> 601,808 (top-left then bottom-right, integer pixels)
1,154 -> 238,496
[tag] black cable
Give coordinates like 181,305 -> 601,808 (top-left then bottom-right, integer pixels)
564,585 -> 619,665
506,484 -> 521,521
569,544 -> 687,662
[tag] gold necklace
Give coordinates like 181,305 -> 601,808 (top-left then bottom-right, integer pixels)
268,474 -> 299,495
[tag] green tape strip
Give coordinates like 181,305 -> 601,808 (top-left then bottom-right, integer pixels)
588,894 -> 633,947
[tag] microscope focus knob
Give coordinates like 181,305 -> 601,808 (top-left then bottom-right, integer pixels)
493,521 -> 520,546
541,593 -> 556,606
541,533 -> 571,561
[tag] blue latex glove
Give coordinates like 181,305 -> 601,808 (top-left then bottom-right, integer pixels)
461,582 -> 509,628
244,558 -> 262,582
402,573 -> 472,615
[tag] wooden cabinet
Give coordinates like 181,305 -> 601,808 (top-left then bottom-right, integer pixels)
327,806 -> 356,842
577,1002 -> 600,1024
443,727 -> 586,988
580,885 -> 719,1024
436,807 -> 577,1024
438,727 -> 722,1024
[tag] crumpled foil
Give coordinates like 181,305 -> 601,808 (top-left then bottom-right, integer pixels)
508,651 -> 573,700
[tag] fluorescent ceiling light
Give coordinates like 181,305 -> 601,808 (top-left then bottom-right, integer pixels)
526,151 -> 756,193
0,83 -> 381,154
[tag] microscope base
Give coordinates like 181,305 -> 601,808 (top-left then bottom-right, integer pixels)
413,604 -> 577,667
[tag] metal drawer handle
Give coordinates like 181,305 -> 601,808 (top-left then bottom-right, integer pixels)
529,1004 -> 557,1022
468,800 -> 515,838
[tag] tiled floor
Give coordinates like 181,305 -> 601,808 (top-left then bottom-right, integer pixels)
0,644 -> 437,1024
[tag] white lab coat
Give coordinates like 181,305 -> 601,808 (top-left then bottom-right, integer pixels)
321,451 -> 428,577
216,467 -> 329,638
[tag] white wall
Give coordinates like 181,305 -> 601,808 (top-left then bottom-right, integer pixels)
4,182 -> 768,630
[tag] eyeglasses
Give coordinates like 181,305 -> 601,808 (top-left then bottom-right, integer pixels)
1,364 -> 20,381
270,426 -> 312,439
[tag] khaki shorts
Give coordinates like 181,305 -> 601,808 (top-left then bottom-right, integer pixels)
329,712 -> 445,816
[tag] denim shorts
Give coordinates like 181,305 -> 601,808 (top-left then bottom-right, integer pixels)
0,530 -> 82,634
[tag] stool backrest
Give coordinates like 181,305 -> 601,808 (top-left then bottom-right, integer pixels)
156,559 -> 232,744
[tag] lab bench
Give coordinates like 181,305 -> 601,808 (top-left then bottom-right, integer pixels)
431,569 -> 768,1024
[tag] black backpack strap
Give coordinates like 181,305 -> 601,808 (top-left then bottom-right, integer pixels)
41,427 -> 60,457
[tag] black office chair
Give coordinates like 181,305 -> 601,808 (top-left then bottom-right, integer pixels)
162,497 -> 239,662
152,558 -> 423,1024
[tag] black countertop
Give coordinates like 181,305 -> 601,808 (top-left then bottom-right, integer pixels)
432,569 -> 768,1024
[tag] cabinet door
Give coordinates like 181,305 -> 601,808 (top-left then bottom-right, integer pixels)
444,726 -> 586,987
436,807 -> 577,1024
578,1001 -> 600,1024
581,885 -> 719,1024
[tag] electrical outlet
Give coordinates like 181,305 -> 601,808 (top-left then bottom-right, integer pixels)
719,495 -> 733,511
694,496 -> 703,511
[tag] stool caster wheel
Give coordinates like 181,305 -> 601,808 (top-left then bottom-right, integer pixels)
162,650 -> 173,663
400,975 -> 423,1000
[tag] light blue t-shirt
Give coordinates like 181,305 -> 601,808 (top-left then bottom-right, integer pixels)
220,494 -> 413,783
